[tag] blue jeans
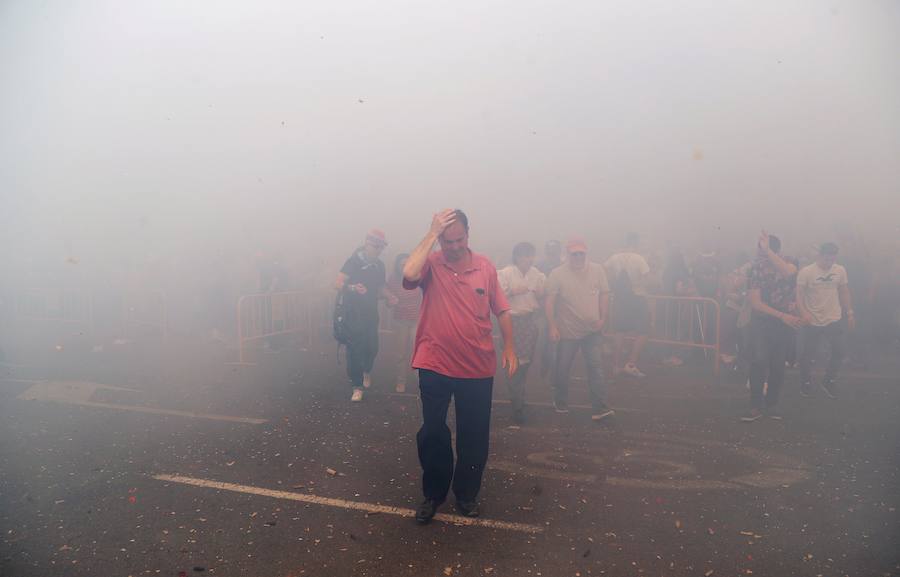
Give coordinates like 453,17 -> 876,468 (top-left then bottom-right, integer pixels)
554,331 -> 607,410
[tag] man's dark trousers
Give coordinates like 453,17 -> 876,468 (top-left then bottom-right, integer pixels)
748,316 -> 794,409
417,369 -> 493,504
346,308 -> 379,388
799,320 -> 845,385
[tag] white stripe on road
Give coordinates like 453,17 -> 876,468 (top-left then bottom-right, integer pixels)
17,381 -> 267,424
68,401 -> 268,424
152,474 -> 544,534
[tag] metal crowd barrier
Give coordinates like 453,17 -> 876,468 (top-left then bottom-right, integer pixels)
646,295 -> 721,375
13,288 -> 94,331
236,291 -> 312,363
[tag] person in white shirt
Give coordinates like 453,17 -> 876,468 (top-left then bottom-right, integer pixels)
497,242 -> 546,424
604,233 -> 651,378
796,242 -> 854,399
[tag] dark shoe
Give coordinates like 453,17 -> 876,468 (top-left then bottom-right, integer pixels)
415,499 -> 440,524
456,500 -> 480,518
740,409 -> 763,422
591,408 -> 615,422
764,407 -> 783,420
821,380 -> 837,399
554,400 -> 569,414
512,408 -> 525,425
799,381 -> 812,397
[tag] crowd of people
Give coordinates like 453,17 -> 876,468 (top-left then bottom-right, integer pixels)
330,209 -> 894,523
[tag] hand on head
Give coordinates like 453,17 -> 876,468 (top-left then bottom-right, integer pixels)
431,209 -> 457,237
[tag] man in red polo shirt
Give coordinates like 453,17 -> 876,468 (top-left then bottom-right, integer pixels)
403,208 -> 517,524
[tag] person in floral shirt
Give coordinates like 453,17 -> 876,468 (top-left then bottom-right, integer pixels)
741,231 -> 803,422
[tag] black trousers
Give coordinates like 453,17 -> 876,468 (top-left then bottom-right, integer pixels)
417,369 -> 493,503
748,316 -> 794,409
346,311 -> 379,388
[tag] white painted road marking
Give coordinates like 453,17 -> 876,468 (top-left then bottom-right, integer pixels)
152,474 -> 544,534
17,381 -> 267,425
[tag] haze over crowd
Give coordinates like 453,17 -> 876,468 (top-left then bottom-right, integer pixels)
1,0 -> 898,308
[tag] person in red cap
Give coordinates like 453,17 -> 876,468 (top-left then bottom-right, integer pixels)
545,237 -> 613,420
403,209 -> 517,523
335,228 -> 398,401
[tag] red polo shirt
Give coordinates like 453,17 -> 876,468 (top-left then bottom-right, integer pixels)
403,250 -> 510,379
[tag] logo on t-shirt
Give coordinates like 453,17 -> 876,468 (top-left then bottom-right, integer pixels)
816,273 -> 837,282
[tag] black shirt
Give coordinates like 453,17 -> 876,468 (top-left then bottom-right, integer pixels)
340,249 -> 386,313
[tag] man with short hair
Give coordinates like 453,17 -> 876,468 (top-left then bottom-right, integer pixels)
497,242 -> 546,424
537,240 -> 563,276
796,242 -> 854,399
335,229 -> 398,402
403,209 -> 517,524
605,232 -> 651,378
545,237 -> 613,421
742,231 -> 802,422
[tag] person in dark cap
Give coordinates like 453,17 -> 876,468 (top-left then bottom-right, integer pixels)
796,242 -> 854,399
335,228 -> 398,401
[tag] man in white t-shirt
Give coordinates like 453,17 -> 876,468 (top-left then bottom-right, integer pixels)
604,233 -> 651,378
497,242 -> 546,424
796,242 -> 855,399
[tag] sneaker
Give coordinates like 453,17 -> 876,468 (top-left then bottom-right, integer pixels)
799,381 -> 812,397
362,373 -> 372,389
455,500 -> 480,518
395,381 -> 406,394
554,400 -> 569,414
740,409 -> 763,422
415,498 -> 440,524
351,388 -> 364,402
591,408 -> 615,422
821,380 -> 837,399
622,363 -> 646,378
765,408 -> 783,420
663,356 -> 684,367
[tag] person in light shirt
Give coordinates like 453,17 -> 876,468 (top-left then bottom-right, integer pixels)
545,237 -> 614,421
604,232 -> 651,378
796,242 -> 854,399
497,242 -> 546,425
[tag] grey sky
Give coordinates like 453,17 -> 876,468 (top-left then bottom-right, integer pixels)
1,0 -> 898,276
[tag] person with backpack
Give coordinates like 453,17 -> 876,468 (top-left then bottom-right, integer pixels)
605,232 -> 651,378
334,229 -> 398,402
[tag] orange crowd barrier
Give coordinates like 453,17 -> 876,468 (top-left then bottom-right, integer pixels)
236,291 -> 312,363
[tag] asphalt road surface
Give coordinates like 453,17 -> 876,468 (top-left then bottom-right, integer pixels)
1,341 -> 898,577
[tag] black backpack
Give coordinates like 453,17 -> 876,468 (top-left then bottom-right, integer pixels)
333,289 -> 352,345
